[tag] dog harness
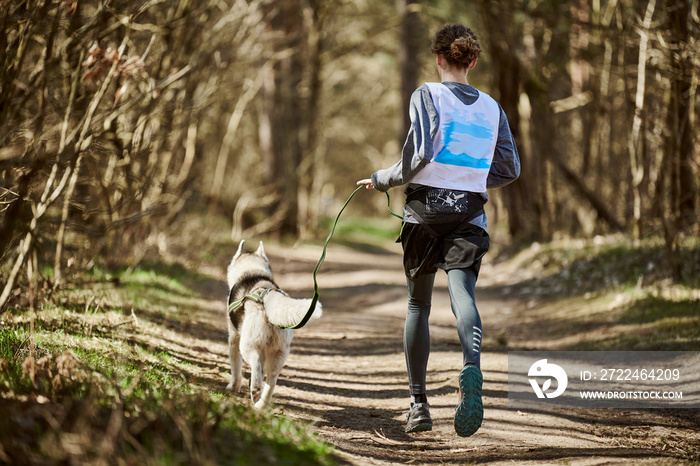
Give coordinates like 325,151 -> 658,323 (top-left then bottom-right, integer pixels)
227,287 -> 280,313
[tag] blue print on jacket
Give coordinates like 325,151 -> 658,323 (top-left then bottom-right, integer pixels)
433,111 -> 495,169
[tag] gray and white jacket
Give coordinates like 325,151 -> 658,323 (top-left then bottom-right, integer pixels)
370,82 -> 520,230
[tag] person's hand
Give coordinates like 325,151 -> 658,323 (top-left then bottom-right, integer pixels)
356,179 -> 375,190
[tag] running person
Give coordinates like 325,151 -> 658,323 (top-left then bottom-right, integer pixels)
357,24 -> 520,436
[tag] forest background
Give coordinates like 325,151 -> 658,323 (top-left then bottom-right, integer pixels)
1,0 -> 699,463
1,0 -> 699,302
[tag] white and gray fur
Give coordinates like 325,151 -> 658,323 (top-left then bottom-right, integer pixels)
226,240 -> 322,409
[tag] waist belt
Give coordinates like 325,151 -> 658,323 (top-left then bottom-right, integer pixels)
404,187 -> 485,238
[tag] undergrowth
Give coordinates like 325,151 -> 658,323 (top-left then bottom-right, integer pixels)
0,263 -> 336,465
501,234 -> 699,295
496,234 -> 700,351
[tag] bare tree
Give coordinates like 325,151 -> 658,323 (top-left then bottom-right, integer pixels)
628,0 -> 656,242
0,0 -> 276,308
397,0 -> 423,142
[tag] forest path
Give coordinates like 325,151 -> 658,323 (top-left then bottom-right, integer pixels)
184,242 -> 697,465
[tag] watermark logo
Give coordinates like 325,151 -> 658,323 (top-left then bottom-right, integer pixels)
528,359 -> 568,398
509,351 -> 699,408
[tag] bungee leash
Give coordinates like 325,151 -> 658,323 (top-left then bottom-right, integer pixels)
282,186 -> 402,329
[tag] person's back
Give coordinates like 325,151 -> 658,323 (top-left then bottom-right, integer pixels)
411,82 -> 500,193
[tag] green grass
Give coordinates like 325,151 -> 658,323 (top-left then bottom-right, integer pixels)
122,268 -> 192,296
504,235 -> 700,351
0,263 -> 336,465
619,294 -> 700,325
320,215 -> 402,243
579,290 -> 700,351
506,235 -> 700,297
315,215 -> 403,255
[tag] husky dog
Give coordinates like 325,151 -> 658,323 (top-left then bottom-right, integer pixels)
226,240 -> 322,409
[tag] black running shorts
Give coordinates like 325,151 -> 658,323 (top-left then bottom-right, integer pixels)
400,220 -> 490,279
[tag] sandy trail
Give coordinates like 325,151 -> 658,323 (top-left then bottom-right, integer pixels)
187,242 -> 698,465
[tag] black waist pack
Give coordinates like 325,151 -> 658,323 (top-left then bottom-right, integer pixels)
404,186 -> 485,237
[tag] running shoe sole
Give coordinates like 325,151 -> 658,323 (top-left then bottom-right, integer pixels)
406,421 -> 433,433
454,365 -> 483,437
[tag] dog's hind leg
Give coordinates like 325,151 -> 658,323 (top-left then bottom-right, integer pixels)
226,332 -> 242,392
243,350 -> 263,405
254,349 -> 288,409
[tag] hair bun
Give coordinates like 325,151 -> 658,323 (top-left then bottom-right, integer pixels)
431,24 -> 482,67
451,37 -> 478,65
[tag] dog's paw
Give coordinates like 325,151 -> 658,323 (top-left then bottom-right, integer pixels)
253,399 -> 268,410
226,381 -> 242,393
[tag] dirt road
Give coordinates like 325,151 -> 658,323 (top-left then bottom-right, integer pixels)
187,242 -> 698,465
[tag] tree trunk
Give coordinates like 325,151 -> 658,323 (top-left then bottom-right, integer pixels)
478,0 -> 534,241
667,0 -> 695,228
628,0 -> 656,242
397,0 -> 422,142
298,0 -> 325,239
257,1 -> 307,236
663,0 -> 695,280
54,155 -> 84,287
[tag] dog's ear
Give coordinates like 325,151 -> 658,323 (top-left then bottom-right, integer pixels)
255,241 -> 268,261
233,240 -> 245,260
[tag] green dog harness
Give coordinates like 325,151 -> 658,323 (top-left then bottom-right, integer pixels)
227,287 -> 280,313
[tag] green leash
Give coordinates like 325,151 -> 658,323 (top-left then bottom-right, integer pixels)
283,186 -> 402,329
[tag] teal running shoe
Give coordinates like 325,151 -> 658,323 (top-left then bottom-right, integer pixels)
454,365 -> 483,437
405,402 -> 432,433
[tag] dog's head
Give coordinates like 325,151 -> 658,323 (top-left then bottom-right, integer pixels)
227,240 -> 272,288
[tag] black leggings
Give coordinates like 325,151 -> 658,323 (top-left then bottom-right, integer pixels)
404,267 -> 482,395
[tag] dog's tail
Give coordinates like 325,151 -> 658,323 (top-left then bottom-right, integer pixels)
263,292 -> 322,328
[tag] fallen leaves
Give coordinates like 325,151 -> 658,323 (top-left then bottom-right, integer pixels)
81,41 -> 149,104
